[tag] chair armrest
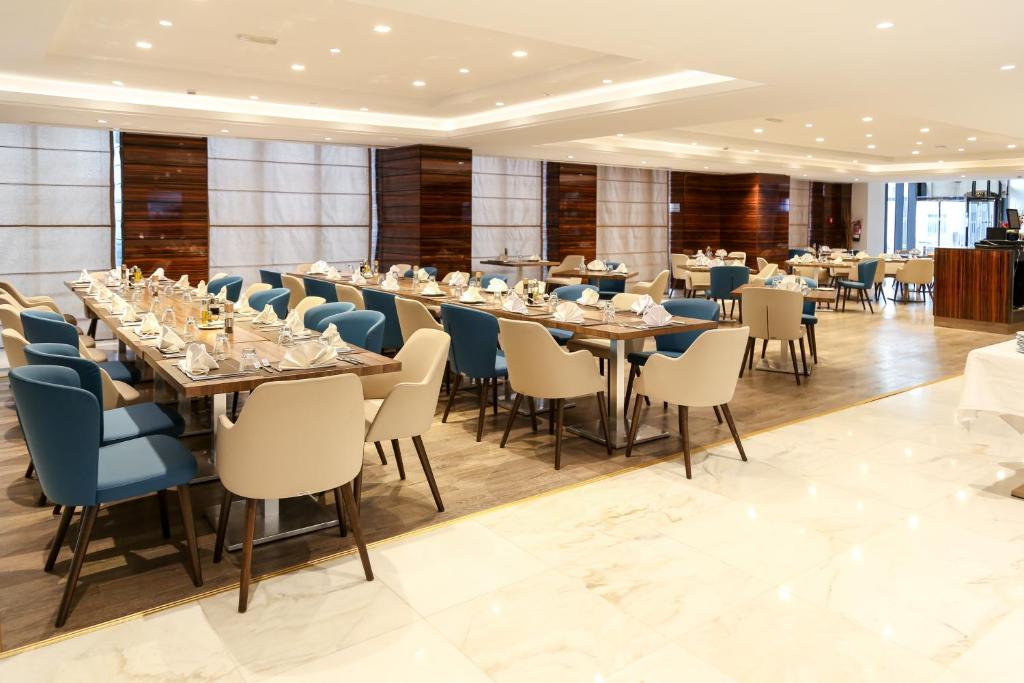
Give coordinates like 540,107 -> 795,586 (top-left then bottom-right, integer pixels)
359,371 -> 401,400
365,381 -> 436,440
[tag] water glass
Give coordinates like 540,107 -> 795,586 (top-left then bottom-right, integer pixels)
161,306 -> 176,326
240,347 -> 260,372
212,333 -> 230,360
602,301 -> 616,323
548,292 -> 559,313
182,289 -> 193,303
182,316 -> 198,341
277,327 -> 294,347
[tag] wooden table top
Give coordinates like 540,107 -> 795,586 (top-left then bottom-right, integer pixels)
298,273 -> 716,341
66,281 -> 401,398
731,284 -> 837,303
549,269 -> 640,281
685,264 -> 755,273
478,259 -> 559,268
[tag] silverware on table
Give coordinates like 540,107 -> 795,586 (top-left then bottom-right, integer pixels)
260,358 -> 279,373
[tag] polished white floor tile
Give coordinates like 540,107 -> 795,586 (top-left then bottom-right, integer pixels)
606,644 -> 737,683
949,606 -> 1024,682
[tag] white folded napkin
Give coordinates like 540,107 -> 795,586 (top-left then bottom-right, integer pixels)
417,269 -> 431,282
95,285 -> 112,301
157,325 -> 185,353
139,313 -> 161,335
856,251 -> 869,259
351,273 -> 367,285
308,260 -> 330,275
86,279 -> 98,295
110,294 -> 128,315
388,265 -> 402,276
326,266 -> 340,280
380,274 -> 400,291
799,253 -> 815,263
422,280 -> 443,295
615,262 -> 628,274
710,258 -> 725,267
319,323 -> 352,351
181,343 -> 219,375
151,267 -> 165,279
279,341 -> 336,369
460,286 -> 484,303
174,275 -> 189,289
553,301 -> 585,323
214,287 -> 228,302
235,296 -> 255,315
447,272 -> 468,287
502,292 -> 529,314
715,249 -> 727,257
832,255 -> 844,263
283,309 -> 305,335
120,304 -> 140,323
695,254 -> 710,266
486,279 -> 509,293
75,269 -> 91,283
577,288 -> 600,306
194,280 -> 208,296
587,259 -> 606,271
642,305 -> 673,327
253,304 -> 280,325
777,275 -> 805,292
630,294 -> 654,314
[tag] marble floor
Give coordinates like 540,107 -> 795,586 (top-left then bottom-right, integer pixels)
2,376 -> 1023,682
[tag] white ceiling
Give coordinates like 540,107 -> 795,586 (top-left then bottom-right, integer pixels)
2,0 -> 1023,182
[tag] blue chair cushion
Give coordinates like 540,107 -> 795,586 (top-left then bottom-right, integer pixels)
99,360 -> 140,385
838,280 -> 869,290
103,404 -> 185,445
802,314 -> 818,325
494,351 -> 509,377
548,328 -> 573,345
627,349 -> 683,366
95,435 -> 197,504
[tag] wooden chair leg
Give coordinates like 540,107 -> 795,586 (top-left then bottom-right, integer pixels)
238,498 -> 257,613
721,403 -> 747,461
391,439 -> 406,480
412,435 -> 444,512
492,377 -> 499,416
866,290 -> 874,314
45,504 -> 76,571
678,405 -> 692,479
760,339 -> 768,359
24,460 -> 34,479
476,378 -> 489,442
354,469 -> 363,509
341,482 -> 373,581
36,490 -> 48,507
599,358 -> 605,375
554,399 -> 565,470
548,400 -> 555,435
500,393 -> 524,447
799,338 -> 809,376
230,391 -> 240,420
527,396 -> 539,433
441,373 -> 462,422
739,337 -> 753,377
177,484 -> 203,587
713,405 -> 723,424
624,364 -> 637,417
788,340 -> 801,386
213,488 -> 232,563
596,392 -> 613,456
625,395 -> 643,458
157,489 -> 171,539
56,504 -> 99,628
374,442 -> 387,465
333,486 -> 347,537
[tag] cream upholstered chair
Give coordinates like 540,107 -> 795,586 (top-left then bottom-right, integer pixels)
513,279 -> 546,295
281,274 -> 306,309
872,256 -> 888,302
213,374 -> 370,612
546,255 -> 585,287
1,290 -> 94,347
293,296 -> 326,321
756,257 -> 769,272
4,298 -> 106,362
726,252 -> 747,265
792,265 -> 823,285
395,297 -> 442,341
393,263 -> 413,276
895,259 -> 934,302
441,271 -> 468,285
241,282 -> 271,301
670,253 -> 690,297
210,272 -> 228,281
627,326 -> 749,477
687,262 -> 711,298
0,280 -> 61,314
498,319 -> 612,469
739,287 -> 807,385
361,328 -> 450,510
629,270 -> 670,298
336,283 -> 365,310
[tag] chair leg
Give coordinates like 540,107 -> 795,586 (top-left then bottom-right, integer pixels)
596,392 -> 613,456
527,396 -> 539,433
713,405 -> 723,424
788,340 -> 801,386
177,484 -> 203,587
391,439 -> 406,480
333,486 -> 347,537
45,504 -> 76,571
554,399 -> 565,470
549,400 -> 555,435
721,403 -> 747,462
841,287 -> 848,311
412,435 -> 444,512
678,406 -> 692,479
213,488 -> 232,563
87,317 -> 98,339
341,482 -> 373,581
799,338 -> 809,376
760,339 -> 768,359
624,364 -> 637,418
866,290 -> 874,314
859,288 -> 866,311
157,489 -> 171,539
55,504 -> 98,628
24,460 -> 34,479
599,358 -> 605,375
808,324 -> 818,363
476,378 -> 489,442
374,441 -> 388,465
441,373 -> 462,422
238,498 -> 257,613
739,337 -> 754,377
230,391 -> 239,420
500,393 -> 524,447
36,490 -> 48,507
492,377 -> 499,416
625,395 -> 644,458
354,468 -> 363,509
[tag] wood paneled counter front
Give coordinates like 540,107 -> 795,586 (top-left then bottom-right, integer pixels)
934,247 -> 1024,333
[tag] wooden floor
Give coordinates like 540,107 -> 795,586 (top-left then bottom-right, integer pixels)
0,293 -> 1009,652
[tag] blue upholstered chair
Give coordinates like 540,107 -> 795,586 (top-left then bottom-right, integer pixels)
304,302 -> 355,330
248,288 -> 290,319
480,274 -> 508,289
836,259 -> 880,313
259,269 -> 283,288
403,266 -> 438,279
20,310 -> 139,385
207,275 -> 243,302
597,261 -> 625,300
24,343 -> 184,445
440,304 -> 507,441
362,289 -> 404,352
303,276 -> 339,303
550,284 -> 601,346
624,299 -> 721,412
314,310 -> 385,354
8,365 -> 201,627
788,248 -> 813,260
708,265 -> 750,320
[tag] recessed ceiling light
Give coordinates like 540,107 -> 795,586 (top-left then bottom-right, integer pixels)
804,123 -> 813,128
862,116 -> 874,122
753,149 -> 760,153
802,173 -> 808,177
602,79 -> 613,84
495,101 -> 505,106
854,178 -> 860,181
876,21 -> 895,30
616,133 -> 624,137
703,166 -> 709,169
957,147 -> 965,152
920,127 -> 930,133
967,136 -> 977,141
324,137 -> 332,141
690,141 -> 698,146
961,174 -> 967,178
329,48 -> 341,54
912,150 -> 920,155
97,119 -> 107,124
806,154 -> 813,158
1001,64 -> 1016,71
512,50 -> 528,58
815,137 -> 825,142
865,133 -> 873,138
753,128 -> 764,133
220,129 -> 229,133
373,25 -> 391,33
1009,144 -> 1018,149
412,80 -> 426,87
135,40 -> 152,49
112,80 -> 124,86
359,107 -> 369,112
915,141 -> 923,145
291,63 -> 306,71
248,95 -> 259,100
640,160 -> 647,164
867,144 -> 876,149
158,20 -> 173,27
938,160 -> 944,163
458,67 -> 470,74
567,155 -> 574,159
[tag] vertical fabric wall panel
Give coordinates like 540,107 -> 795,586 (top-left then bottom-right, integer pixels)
0,124 -> 111,316
208,138 -> 370,287
596,167 -> 668,279
789,178 -> 810,247
472,156 -> 543,278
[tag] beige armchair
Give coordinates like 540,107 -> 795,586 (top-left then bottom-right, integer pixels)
336,284 -> 365,310
2,300 -> 106,362
213,374 -> 371,612
629,270 -> 670,299
895,259 -> 934,302
393,263 -> 412,276
281,274 -> 306,309
498,319 -> 612,469
748,263 -> 779,286
0,280 -> 61,314
738,288 -> 807,385
361,328 -> 450,511
687,265 -> 711,298
546,255 -> 585,287
441,271 -> 468,285
756,257 -> 769,272
241,282 -> 271,301
726,252 -> 747,265
670,253 -> 690,297
627,327 -> 750,478
395,297 -> 442,342
293,296 -> 326,322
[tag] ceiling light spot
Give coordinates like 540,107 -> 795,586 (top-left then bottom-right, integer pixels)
912,150 -> 920,155
703,166 -> 709,169
854,178 -> 860,181
1001,64 -> 1016,71
291,63 -> 306,71
806,154 -> 813,158
753,128 -> 764,134
961,174 -> 967,178
1009,144 -> 1018,149
957,147 -> 965,152
876,21 -> 895,30
862,116 -> 874,122
804,123 -> 814,128
248,95 -> 259,100
567,155 -> 574,159
158,20 -> 173,27
602,79 -> 613,84
220,129 -> 229,133
412,80 -> 426,87
815,137 -> 825,142
640,160 -> 647,164
802,173 -> 808,177
495,101 -> 505,106
324,137 -> 332,141
867,144 -> 876,149
967,136 -> 977,141
135,40 -> 152,49
97,119 -> 107,124
329,47 -> 341,55
512,50 -> 528,58
359,107 -> 369,112
458,67 -> 470,74
915,141 -> 923,145
920,127 -> 931,133
753,149 -> 760,153
616,133 -> 624,137
865,133 -> 873,138
112,80 -> 124,86
373,25 -> 391,33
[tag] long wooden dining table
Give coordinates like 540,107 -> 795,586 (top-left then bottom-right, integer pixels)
299,272 -> 718,448
65,279 -> 402,550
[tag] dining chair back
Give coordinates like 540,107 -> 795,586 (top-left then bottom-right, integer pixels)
248,288 -> 290,319
303,276 -> 339,302
24,342 -> 105,411
315,310 -> 385,353
208,276 -> 243,302
1,303 -> 38,334
480,274 -> 508,289
395,297 -> 443,341
792,265 -> 823,283
335,283 -> 365,309
610,292 -> 641,311
596,261 -> 626,299
415,266 -> 439,278
741,287 -> 803,341
897,258 -> 934,285
281,274 -> 306,309
656,299 -> 721,354
0,280 -> 60,313
708,266 -> 750,300
242,282 -> 271,302
547,255 -> 586,286
21,310 -> 78,347
551,284 -> 598,301
258,269 -> 283,288
303,302 -> 356,330
362,289 -> 404,351
293,296 -> 326,322
756,257 -> 769,272
726,252 -> 747,265
440,304 -> 501,380
629,270 -> 670,299
441,271 -> 468,285
855,258 -> 881,287
2,329 -> 30,369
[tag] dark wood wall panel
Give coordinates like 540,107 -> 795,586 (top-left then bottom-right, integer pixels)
375,145 -> 471,274
545,162 -> 597,261
120,132 -> 209,282
809,182 -> 852,248
933,247 -> 1012,323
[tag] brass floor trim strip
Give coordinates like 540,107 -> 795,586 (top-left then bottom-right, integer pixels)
0,372 -> 963,660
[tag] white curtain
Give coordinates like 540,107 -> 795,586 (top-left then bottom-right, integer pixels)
471,156 -> 543,278
208,138 -> 370,287
0,124 -> 111,315
596,166 -> 668,279
789,178 -> 811,247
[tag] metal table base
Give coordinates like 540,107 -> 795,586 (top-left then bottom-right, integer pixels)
204,495 -> 340,552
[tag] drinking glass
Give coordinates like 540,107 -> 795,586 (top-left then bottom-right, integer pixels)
182,316 -> 198,341
277,327 -> 294,347
212,333 -> 230,360
182,289 -> 193,303
548,292 -> 559,313
240,347 -> 260,372
163,284 -> 174,298
160,306 -> 176,327
602,301 -> 616,323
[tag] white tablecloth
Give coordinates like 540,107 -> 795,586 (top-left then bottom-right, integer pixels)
957,340 -> 1024,433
